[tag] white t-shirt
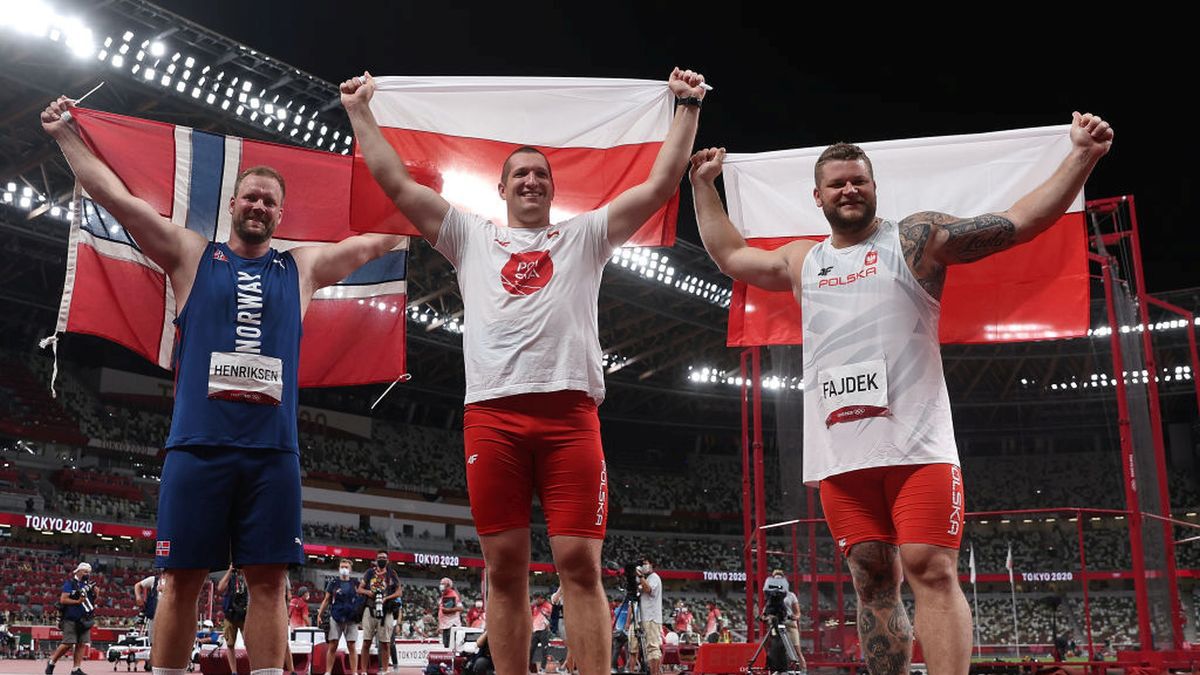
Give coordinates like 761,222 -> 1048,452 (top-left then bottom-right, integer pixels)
434,206 -> 613,405
638,572 -> 663,624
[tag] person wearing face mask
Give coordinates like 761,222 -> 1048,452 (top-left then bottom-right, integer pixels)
629,558 -> 662,675
46,562 -> 99,675
318,560 -> 362,675
465,599 -> 485,629
436,578 -> 463,648
357,551 -> 401,673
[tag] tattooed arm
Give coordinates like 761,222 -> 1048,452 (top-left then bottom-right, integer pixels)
899,112 -> 1114,299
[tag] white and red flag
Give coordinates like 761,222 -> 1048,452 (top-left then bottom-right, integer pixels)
721,125 -> 1089,345
351,76 -> 678,246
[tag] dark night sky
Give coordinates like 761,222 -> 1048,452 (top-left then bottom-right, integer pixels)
157,2 -> 1194,292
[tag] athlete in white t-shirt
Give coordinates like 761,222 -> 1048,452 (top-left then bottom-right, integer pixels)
690,112 -> 1113,675
342,67 -> 706,675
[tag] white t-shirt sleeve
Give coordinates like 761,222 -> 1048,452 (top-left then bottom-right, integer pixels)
581,205 -> 615,267
433,206 -> 484,267
138,576 -> 155,589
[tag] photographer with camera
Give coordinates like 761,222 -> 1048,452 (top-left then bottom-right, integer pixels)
357,551 -> 401,674
671,601 -> 695,641
755,570 -> 804,675
318,559 -> 362,675
45,562 -> 98,675
629,558 -> 663,675
133,574 -> 162,638
217,566 -> 249,675
437,578 -> 463,649
771,571 -> 806,673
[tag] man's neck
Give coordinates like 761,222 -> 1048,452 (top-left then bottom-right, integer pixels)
507,209 -> 551,229
228,236 -> 272,259
828,218 -> 882,249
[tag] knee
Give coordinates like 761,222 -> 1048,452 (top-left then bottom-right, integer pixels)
847,543 -> 901,602
161,569 -> 207,600
242,565 -> 287,603
901,548 -> 958,591
554,548 -> 601,588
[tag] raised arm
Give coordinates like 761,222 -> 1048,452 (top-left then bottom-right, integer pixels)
216,567 -> 233,595
340,72 -> 451,245
40,97 -> 207,281
689,148 -> 814,292
291,233 -> 404,308
914,113 -> 1113,265
899,112 -> 1112,298
606,68 -> 705,247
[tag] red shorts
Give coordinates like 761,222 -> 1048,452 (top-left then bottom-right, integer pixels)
819,463 -> 964,556
463,390 -> 607,538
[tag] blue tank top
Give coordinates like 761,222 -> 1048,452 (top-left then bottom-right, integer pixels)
166,242 -> 301,452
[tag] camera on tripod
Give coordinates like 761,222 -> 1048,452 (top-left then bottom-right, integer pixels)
622,562 -> 644,601
760,575 -> 788,624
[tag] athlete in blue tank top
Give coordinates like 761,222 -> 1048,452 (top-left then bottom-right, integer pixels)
42,95 -> 403,675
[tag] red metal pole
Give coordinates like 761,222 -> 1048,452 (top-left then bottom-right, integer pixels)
752,347 -> 768,620
740,351 -> 756,640
1146,297 -> 1200,421
1127,195 -> 1184,648
808,487 -> 820,656
1076,510 -> 1095,660
1098,256 -> 1153,648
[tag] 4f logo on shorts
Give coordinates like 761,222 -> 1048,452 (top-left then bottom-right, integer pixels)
468,454 -> 479,464
156,540 -> 171,557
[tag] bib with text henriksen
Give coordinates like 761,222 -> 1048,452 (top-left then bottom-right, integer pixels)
817,359 -> 889,427
207,351 -> 283,405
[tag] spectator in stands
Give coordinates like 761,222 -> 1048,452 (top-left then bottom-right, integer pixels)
45,562 -> 98,675
217,566 -> 249,675
437,577 -> 463,648
318,559 -> 362,675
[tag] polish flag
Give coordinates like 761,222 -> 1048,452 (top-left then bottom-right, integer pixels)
721,125 -> 1089,345
351,76 -> 678,247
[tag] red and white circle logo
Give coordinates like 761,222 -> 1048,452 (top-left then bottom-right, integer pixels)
501,250 -> 554,296
864,250 -> 878,266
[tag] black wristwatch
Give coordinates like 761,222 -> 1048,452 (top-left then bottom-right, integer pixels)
675,96 -> 703,109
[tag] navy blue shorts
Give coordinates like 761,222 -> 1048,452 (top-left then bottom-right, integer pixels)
155,446 -> 304,569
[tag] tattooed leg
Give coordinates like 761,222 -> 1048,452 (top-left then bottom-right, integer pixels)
847,541 -> 911,675
900,543 -> 972,675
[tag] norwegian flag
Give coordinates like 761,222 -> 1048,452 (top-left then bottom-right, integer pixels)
721,125 -> 1089,346
54,108 -> 409,387
155,540 -> 170,558
351,76 -> 678,246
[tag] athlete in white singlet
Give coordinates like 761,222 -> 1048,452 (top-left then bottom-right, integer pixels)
690,112 -> 1113,675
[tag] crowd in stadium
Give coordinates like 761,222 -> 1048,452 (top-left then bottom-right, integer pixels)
4,351 -> 1200,655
